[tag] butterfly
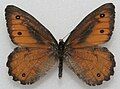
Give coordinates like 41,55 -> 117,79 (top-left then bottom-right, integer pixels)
5,3 -> 116,86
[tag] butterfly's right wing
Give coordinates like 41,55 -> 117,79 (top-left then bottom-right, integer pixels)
65,3 -> 115,48
64,3 -> 115,86
64,46 -> 115,86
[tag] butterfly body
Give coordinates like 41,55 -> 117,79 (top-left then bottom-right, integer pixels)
5,3 -> 116,86
58,39 -> 65,78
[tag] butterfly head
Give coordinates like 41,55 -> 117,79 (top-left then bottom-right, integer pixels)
58,39 -> 65,51
59,39 -> 63,42
59,39 -> 65,45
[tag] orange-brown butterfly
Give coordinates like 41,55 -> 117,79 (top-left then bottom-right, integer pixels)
6,3 -> 116,86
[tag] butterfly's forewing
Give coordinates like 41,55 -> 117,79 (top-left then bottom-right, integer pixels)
5,5 -> 58,84
64,3 -> 116,85
65,47 -> 115,86
5,5 -> 57,47
65,3 -> 115,48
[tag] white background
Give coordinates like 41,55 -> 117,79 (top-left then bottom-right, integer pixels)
0,0 -> 120,89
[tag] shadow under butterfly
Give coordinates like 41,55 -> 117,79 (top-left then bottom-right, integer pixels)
5,3 -> 116,86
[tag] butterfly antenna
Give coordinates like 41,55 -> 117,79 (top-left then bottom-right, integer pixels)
62,32 -> 71,40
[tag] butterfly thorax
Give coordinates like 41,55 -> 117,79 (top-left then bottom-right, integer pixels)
58,39 -> 65,78
58,39 -> 65,56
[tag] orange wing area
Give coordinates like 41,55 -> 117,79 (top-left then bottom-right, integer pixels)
64,46 -> 115,86
7,47 -> 57,85
5,5 -> 57,47
5,5 -> 58,85
65,3 -> 115,48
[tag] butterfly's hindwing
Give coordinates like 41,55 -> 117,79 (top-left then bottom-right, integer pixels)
7,47 -> 58,85
64,46 -> 115,86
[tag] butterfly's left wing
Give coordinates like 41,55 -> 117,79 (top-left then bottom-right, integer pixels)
7,47 -> 57,85
5,5 -> 58,84
64,3 -> 116,86
5,5 -> 58,47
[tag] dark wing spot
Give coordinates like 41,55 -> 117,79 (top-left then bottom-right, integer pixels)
16,15 -> 20,19
17,32 -> 22,35
100,29 -> 104,33
22,73 -> 26,77
97,73 -> 101,77
100,13 -> 105,18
